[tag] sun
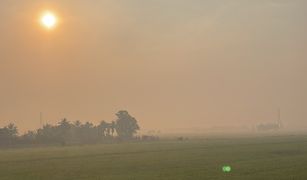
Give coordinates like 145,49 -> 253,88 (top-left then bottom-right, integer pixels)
40,11 -> 58,29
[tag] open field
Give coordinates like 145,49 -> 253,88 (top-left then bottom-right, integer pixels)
0,135 -> 307,180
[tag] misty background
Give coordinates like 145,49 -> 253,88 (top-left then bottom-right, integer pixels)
0,0 -> 306,133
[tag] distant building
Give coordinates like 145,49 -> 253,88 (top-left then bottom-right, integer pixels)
256,109 -> 283,132
256,122 -> 281,131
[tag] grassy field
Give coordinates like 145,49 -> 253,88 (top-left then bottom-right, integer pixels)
0,135 -> 307,180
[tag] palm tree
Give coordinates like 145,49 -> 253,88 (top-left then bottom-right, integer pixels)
74,120 -> 82,128
57,118 -> 73,144
0,123 -> 18,145
6,123 -> 18,138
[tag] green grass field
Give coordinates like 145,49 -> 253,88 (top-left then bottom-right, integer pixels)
1,135 -> 307,180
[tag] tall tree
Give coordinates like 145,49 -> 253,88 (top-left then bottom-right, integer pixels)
6,123 -> 18,138
57,118 -> 73,143
115,110 -> 140,139
0,123 -> 18,145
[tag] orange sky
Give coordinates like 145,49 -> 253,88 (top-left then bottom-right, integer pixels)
0,0 -> 307,133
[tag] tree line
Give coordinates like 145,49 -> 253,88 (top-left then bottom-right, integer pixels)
0,110 -> 146,147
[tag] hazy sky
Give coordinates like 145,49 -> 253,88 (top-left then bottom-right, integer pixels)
0,0 -> 306,132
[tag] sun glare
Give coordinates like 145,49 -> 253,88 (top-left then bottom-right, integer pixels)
40,11 -> 57,29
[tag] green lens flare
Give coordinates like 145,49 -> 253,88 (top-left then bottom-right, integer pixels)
222,166 -> 231,172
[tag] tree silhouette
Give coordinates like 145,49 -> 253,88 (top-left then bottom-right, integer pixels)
57,118 -> 73,143
111,121 -> 116,137
0,123 -> 18,145
115,110 -> 140,139
0,110 -> 146,147
21,131 -> 36,143
98,121 -> 108,137
6,123 -> 18,138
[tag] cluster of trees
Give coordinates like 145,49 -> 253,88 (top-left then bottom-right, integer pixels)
0,110 -> 141,147
0,123 -> 18,146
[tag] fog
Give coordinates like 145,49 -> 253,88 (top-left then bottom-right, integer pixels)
0,0 -> 306,133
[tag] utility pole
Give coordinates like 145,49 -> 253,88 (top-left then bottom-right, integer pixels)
277,108 -> 282,128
